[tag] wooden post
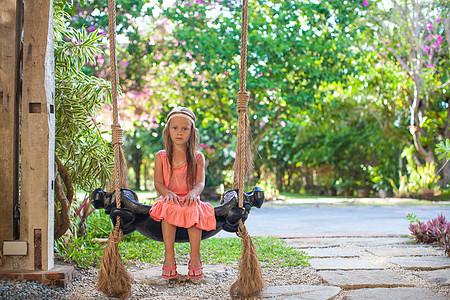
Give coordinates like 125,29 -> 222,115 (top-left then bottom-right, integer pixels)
1,0 -> 55,271
0,0 -> 21,262
19,0 -> 55,271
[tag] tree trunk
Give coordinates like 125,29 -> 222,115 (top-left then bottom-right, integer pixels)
54,156 -> 74,239
131,149 -> 142,190
54,173 -> 70,239
276,167 -> 284,193
133,162 -> 141,190
144,163 -> 149,190
410,74 -> 435,164
442,103 -> 450,187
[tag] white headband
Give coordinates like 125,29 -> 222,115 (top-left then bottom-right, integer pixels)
167,112 -> 195,125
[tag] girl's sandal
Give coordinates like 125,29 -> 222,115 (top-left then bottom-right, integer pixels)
162,264 -> 178,279
187,260 -> 204,279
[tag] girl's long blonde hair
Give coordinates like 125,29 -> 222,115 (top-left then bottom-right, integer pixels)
162,107 -> 200,189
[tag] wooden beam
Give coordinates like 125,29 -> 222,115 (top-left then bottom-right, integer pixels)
0,0 -> 21,253
18,0 -> 55,271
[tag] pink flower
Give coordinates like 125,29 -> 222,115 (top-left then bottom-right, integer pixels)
386,39 -> 390,44
426,64 -> 434,68
433,35 -> 443,48
280,121 -> 286,127
436,18 -> 441,23
363,0 -> 369,6
423,45 -> 430,52
426,22 -> 434,30
388,47 -> 393,51
426,34 -> 433,41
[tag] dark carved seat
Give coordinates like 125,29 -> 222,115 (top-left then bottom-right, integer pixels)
90,187 -> 264,243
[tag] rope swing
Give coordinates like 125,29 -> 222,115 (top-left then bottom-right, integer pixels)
229,0 -> 264,298
95,0 -> 262,298
95,0 -> 132,298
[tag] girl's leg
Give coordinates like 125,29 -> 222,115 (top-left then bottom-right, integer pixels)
161,220 -> 177,277
187,226 -> 203,277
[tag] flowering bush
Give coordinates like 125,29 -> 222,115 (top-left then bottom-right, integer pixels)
407,213 -> 450,256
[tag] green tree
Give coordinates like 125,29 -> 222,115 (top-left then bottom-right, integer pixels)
54,3 -> 114,238
160,0 -> 364,188
362,0 -> 450,179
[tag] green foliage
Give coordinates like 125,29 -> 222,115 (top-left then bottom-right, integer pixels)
55,234 -> 104,267
159,0 -> 364,190
64,0 -> 450,196
391,162 -> 440,197
412,162 -> 440,191
390,172 -> 409,197
437,139 -> 450,161
55,200 -> 108,267
54,6 -> 114,192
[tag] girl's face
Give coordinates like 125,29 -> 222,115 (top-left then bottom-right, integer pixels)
169,116 -> 192,147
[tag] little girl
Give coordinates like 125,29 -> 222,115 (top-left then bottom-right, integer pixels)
150,107 -> 216,280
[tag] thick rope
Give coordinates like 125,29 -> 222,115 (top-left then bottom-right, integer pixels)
96,1 -> 131,298
230,0 -> 264,298
239,0 -> 249,93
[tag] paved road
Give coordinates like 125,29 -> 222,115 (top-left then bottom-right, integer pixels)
216,200 -> 450,238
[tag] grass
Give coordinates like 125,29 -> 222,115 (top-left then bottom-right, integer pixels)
119,236 -> 308,268
57,231 -> 309,269
61,190 -> 309,269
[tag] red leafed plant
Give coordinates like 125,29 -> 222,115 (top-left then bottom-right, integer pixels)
74,197 -> 95,238
407,213 -> 450,257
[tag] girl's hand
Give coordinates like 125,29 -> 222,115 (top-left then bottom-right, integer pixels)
164,192 -> 180,205
184,193 -> 200,206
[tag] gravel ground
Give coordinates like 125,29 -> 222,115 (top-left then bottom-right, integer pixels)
3,239 -> 450,299
0,262 -> 325,300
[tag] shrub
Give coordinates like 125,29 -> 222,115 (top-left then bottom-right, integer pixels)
407,213 -> 450,256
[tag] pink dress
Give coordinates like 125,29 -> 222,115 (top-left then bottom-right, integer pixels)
149,150 -> 216,231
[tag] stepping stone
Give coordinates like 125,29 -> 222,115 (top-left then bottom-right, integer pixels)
260,284 -> 341,299
416,269 -> 450,286
334,237 -> 411,247
285,237 -> 410,248
309,258 -> 383,271
129,265 -> 231,285
366,246 -> 441,257
302,247 -> 359,258
388,256 -> 450,270
318,269 -> 413,289
284,238 -> 341,248
344,287 -> 449,300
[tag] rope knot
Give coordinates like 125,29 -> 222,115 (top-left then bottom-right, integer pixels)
236,220 -> 249,239
237,91 -> 249,113
111,124 -> 123,145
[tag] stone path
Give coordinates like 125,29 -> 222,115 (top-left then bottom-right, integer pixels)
124,235 -> 450,299
286,235 -> 450,299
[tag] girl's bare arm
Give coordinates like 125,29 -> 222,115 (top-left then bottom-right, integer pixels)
185,153 -> 205,205
154,153 -> 179,204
